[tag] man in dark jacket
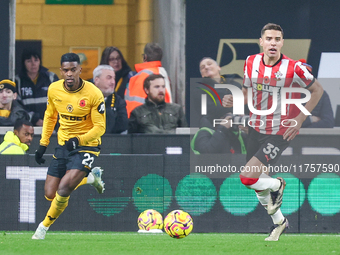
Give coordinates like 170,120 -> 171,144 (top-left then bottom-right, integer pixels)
15,49 -> 58,126
0,79 -> 30,126
93,65 -> 128,134
128,74 -> 187,134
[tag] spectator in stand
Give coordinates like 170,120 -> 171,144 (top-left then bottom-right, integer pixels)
298,59 -> 334,128
0,79 -> 30,126
125,43 -> 172,117
199,57 -> 243,86
190,57 -> 244,127
93,65 -> 128,134
0,119 -> 34,154
15,49 -> 58,126
128,74 -> 186,134
99,47 -> 135,99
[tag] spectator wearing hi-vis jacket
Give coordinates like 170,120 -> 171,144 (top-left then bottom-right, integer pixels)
125,43 -> 172,117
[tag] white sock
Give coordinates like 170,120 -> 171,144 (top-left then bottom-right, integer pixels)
87,172 -> 94,184
271,209 -> 285,225
248,173 -> 280,191
255,189 -> 270,206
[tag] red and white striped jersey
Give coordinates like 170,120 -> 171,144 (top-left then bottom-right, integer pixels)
243,53 -> 315,135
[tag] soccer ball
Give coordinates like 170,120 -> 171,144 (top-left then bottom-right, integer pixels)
137,209 -> 163,231
164,210 -> 193,238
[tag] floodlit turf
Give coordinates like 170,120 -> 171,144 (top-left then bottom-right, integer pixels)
0,232 -> 340,255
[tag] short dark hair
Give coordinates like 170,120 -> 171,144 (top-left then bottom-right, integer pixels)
60,53 -> 80,65
21,49 -> 41,73
143,74 -> 164,90
144,43 -> 163,61
261,23 -> 284,38
14,119 -> 33,132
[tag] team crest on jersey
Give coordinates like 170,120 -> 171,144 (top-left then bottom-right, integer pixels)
98,102 -> 105,114
274,71 -> 283,81
79,99 -> 86,107
67,104 -> 73,113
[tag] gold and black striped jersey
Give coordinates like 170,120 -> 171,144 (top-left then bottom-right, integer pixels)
40,79 -> 106,147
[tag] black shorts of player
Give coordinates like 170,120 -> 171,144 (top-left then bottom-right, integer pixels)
246,127 -> 290,166
47,145 -> 100,179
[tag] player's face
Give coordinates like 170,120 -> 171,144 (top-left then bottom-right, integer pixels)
60,62 -> 82,89
0,89 -> 16,105
15,124 -> 34,146
260,29 -> 284,61
95,69 -> 116,97
200,58 -> 221,79
24,56 -> 40,75
109,51 -> 122,72
145,78 -> 166,104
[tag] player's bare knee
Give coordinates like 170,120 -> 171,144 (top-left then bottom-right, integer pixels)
44,189 -> 56,201
57,184 -> 74,197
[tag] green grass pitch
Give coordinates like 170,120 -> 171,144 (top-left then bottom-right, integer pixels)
1,232 -> 339,255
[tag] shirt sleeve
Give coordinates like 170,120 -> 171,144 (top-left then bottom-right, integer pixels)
294,62 -> 315,88
40,88 -> 58,147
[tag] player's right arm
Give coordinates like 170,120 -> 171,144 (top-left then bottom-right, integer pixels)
40,86 -> 58,147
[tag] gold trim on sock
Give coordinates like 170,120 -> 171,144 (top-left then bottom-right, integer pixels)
45,195 -> 53,201
74,177 -> 88,190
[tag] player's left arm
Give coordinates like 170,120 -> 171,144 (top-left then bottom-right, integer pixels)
77,93 -> 106,145
283,79 -> 324,141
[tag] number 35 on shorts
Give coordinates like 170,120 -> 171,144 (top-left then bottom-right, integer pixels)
263,143 -> 280,160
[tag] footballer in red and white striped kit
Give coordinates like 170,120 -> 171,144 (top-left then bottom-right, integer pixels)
222,23 -> 324,241
243,52 -> 314,135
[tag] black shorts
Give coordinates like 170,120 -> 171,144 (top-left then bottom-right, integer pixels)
47,145 -> 100,179
246,127 -> 290,166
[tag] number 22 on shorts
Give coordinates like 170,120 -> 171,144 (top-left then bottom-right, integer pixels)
82,153 -> 94,168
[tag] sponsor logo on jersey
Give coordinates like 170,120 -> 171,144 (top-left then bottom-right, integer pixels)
98,102 -> 105,114
67,104 -> 73,112
254,83 -> 280,93
60,114 -> 88,121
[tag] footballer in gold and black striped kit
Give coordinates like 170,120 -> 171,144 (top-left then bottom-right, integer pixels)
32,53 -> 106,240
